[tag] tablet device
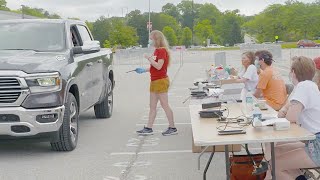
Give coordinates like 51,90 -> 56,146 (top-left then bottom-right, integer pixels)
218,130 -> 246,135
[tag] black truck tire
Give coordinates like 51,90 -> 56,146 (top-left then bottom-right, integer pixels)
94,78 -> 113,118
51,93 -> 79,151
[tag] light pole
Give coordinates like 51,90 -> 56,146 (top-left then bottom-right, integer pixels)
148,0 -> 151,37
192,0 -> 194,45
21,5 -> 25,19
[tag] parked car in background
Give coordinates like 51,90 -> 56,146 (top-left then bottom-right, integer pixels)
207,44 -> 225,48
297,39 -> 320,48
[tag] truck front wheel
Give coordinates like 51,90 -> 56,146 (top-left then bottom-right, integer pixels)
94,78 -> 113,118
51,92 -> 79,151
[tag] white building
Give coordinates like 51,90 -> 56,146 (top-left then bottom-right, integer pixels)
0,10 -> 36,20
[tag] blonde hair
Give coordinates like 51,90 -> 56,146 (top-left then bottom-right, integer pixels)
150,30 -> 171,65
291,56 -> 315,82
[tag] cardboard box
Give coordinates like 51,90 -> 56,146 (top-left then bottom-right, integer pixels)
192,135 -> 241,153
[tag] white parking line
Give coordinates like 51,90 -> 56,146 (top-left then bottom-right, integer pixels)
110,150 -> 192,156
136,123 -> 191,126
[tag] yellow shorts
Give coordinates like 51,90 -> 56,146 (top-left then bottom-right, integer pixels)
150,77 -> 170,93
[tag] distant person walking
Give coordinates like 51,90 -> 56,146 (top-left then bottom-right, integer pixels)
135,30 -> 177,136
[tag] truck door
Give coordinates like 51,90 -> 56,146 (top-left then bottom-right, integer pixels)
70,26 -> 95,110
76,25 -> 104,107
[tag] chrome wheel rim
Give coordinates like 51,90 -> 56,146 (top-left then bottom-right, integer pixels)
69,101 -> 78,144
107,79 -> 113,114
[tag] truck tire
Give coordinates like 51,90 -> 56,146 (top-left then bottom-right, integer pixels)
51,92 -> 79,151
94,78 -> 113,118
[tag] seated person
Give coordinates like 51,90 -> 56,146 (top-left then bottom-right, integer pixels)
253,50 -> 287,110
266,56 -> 320,180
232,51 -> 259,102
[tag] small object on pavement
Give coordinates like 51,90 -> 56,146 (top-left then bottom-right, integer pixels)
126,69 -> 136,73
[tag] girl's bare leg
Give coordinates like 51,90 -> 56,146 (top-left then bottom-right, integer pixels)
158,92 -> 174,127
147,92 -> 159,128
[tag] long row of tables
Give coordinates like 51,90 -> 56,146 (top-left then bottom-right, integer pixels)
189,83 -> 315,180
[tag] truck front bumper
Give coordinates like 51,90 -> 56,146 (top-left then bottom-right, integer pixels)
0,106 -> 65,137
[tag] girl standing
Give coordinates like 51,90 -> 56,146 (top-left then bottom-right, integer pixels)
135,30 -> 177,136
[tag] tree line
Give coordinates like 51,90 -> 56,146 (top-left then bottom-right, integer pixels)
2,0 -> 320,48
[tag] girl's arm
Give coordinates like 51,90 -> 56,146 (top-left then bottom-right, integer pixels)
148,57 -> 164,70
234,78 -> 248,83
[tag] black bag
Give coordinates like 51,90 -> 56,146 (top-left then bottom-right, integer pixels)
230,144 -> 267,180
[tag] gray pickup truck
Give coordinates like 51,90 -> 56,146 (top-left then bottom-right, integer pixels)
0,19 -> 114,151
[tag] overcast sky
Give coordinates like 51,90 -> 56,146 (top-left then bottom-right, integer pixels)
6,0 -> 316,21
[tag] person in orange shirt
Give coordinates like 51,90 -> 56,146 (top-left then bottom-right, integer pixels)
253,50 -> 287,110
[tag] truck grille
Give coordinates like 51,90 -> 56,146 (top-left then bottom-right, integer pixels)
0,78 -> 21,103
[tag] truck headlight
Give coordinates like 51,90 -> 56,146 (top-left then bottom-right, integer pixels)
26,74 -> 61,93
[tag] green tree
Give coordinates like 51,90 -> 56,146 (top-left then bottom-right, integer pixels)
103,40 -> 111,48
162,26 -> 177,46
109,18 -> 138,47
215,11 -> 243,46
194,19 -> 213,45
0,0 -> 6,7
0,0 -> 9,10
180,27 -> 192,47
177,0 -> 201,30
91,16 -> 112,45
127,10 -> 148,47
159,13 -> 179,32
162,3 -> 180,22
197,3 -> 221,25
18,6 -> 61,19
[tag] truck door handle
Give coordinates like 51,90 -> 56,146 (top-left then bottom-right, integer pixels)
86,62 -> 93,67
97,60 -> 102,63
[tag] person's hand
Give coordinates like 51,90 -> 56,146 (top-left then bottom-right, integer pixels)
135,67 -> 146,74
278,108 -> 287,118
143,53 -> 149,60
143,53 -> 156,61
230,68 -> 238,76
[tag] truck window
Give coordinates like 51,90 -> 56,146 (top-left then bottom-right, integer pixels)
0,22 -> 65,52
76,25 -> 92,43
70,26 -> 81,47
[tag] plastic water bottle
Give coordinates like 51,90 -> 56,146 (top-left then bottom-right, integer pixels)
245,91 -> 254,115
252,104 -> 262,120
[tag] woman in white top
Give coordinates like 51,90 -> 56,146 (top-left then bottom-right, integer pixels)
233,51 -> 259,102
266,56 -> 320,180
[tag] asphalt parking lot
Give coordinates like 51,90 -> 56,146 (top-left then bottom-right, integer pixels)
0,48 -> 315,180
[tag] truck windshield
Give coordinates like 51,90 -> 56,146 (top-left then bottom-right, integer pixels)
0,22 -> 65,52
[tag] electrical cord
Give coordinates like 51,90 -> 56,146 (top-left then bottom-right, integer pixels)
216,106 -> 246,131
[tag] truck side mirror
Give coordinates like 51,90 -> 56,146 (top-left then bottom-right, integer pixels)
72,46 -> 83,55
82,40 -> 100,53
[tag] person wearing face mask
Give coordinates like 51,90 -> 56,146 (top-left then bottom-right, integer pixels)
264,56 -> 320,180
253,50 -> 287,110
232,51 -> 259,102
135,30 -> 177,136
